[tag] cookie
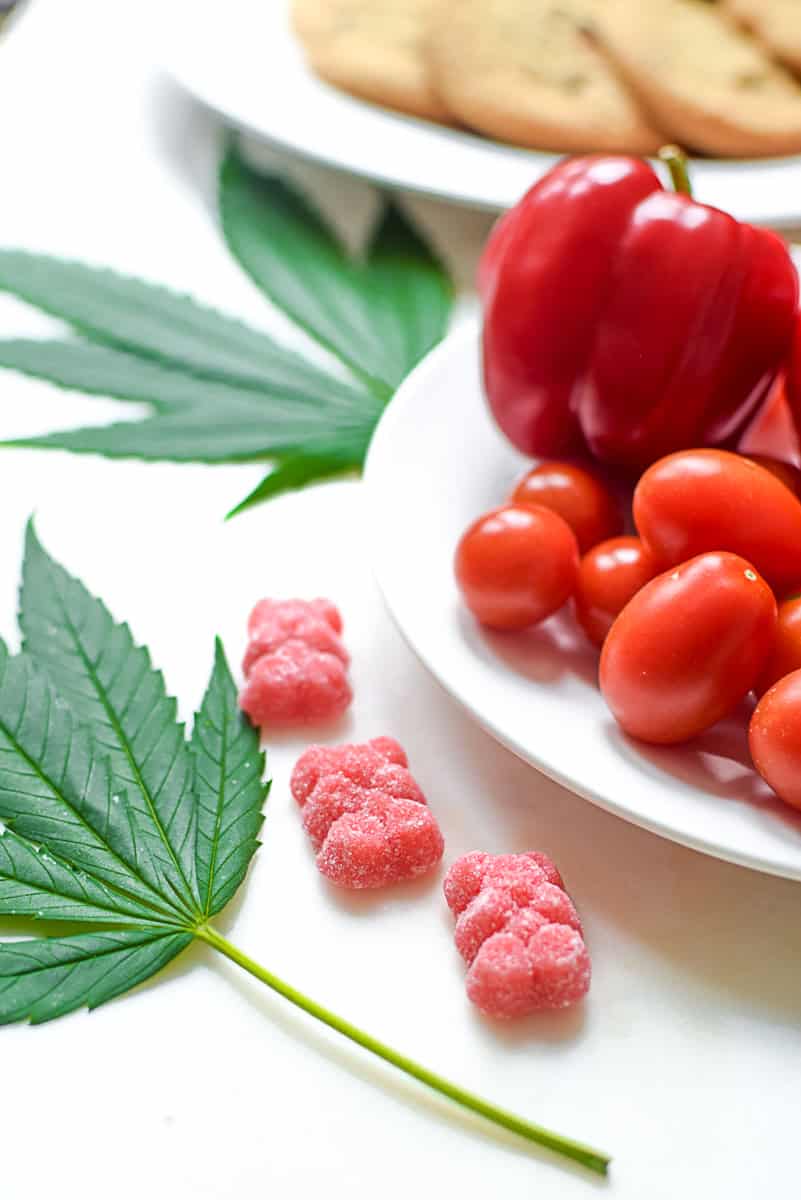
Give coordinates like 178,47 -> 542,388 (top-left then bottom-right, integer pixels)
593,0 -> 801,157
292,0 -> 450,123
723,0 -> 801,75
425,0 -> 662,155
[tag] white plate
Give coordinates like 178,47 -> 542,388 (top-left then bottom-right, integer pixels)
157,0 -> 801,228
364,320 -> 801,882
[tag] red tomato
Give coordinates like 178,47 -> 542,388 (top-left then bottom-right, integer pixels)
755,596 -> 801,695
750,670 -> 801,811
633,449 -> 801,593
510,461 -> 622,554
600,553 -> 776,745
574,536 -> 659,647
454,504 -> 579,631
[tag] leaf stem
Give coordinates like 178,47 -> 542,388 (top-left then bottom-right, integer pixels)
197,925 -> 610,1176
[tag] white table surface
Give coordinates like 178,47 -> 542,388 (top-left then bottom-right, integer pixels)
1,2 -> 800,1197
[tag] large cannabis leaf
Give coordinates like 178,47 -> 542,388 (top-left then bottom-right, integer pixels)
0,522 -> 609,1176
0,521 -> 267,1017
0,144 -> 452,515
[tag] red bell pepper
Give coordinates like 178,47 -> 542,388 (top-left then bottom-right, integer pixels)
739,372 -> 801,471
480,152 -> 799,471
785,317 -> 801,455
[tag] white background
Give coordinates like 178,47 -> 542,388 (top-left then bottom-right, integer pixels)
0,2 -> 800,1197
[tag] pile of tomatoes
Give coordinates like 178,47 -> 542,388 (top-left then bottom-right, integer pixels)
454,448 -> 801,813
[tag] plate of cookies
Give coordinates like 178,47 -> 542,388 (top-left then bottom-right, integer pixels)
158,0 -> 801,226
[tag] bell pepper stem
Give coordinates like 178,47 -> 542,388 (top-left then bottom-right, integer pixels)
658,145 -> 693,197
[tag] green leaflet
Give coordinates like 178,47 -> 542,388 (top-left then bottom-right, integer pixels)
0,823 -> 171,926
190,639 -> 267,916
226,453 -> 358,519
0,339 -> 196,411
219,149 -> 451,393
5,402 -> 377,464
361,201 -> 453,390
0,144 -> 453,511
0,337 -> 372,414
0,929 -> 193,1025
0,251 -> 342,395
20,524 -> 200,911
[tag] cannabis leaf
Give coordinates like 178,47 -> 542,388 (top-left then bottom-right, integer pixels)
0,518 -> 273,1020
0,144 -> 452,512
0,521 -> 609,1176
219,152 -> 451,394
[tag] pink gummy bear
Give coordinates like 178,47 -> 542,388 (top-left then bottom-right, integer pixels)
444,852 -> 590,1018
239,598 -> 352,727
290,737 -> 444,889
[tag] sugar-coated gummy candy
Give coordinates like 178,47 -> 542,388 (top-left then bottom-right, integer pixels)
239,598 -> 352,727
248,597 -> 343,638
443,850 -> 564,915
466,925 -> 589,1018
240,642 -> 352,726
444,851 -> 590,1018
291,738 -> 444,889
243,598 -> 349,675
